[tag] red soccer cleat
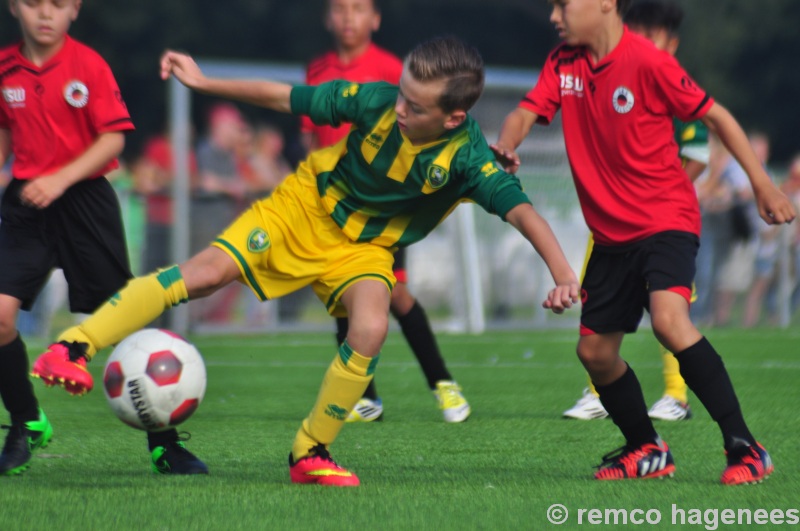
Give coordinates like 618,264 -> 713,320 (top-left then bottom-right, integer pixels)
721,442 -> 773,485
289,445 -> 360,487
594,439 -> 675,480
31,342 -> 93,396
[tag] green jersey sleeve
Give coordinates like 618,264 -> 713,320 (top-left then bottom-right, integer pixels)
290,81 -> 397,129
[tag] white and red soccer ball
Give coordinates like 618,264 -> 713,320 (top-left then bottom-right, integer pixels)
103,329 -> 206,432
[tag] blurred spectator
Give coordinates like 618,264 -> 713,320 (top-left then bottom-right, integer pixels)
191,103 -> 251,324
692,135 -> 735,325
781,155 -> 800,312
712,134 -> 762,327
132,133 -> 199,327
244,124 -> 292,198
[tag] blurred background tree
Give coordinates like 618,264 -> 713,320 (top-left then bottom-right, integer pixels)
1,0 -> 798,163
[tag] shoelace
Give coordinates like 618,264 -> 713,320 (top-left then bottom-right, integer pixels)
63,341 -> 90,363
438,385 -> 464,408
596,445 -> 637,469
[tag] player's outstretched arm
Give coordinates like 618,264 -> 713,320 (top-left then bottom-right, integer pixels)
159,50 -> 293,114
506,203 -> 580,314
490,108 -> 538,174
702,103 -> 796,225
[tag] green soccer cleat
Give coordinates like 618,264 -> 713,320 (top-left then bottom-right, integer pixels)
151,439 -> 208,475
0,408 -> 53,476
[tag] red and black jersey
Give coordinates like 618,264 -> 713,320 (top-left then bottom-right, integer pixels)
301,43 -> 402,148
520,27 -> 713,245
0,36 -> 134,180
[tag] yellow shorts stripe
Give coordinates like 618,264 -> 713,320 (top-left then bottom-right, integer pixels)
213,238 -> 268,301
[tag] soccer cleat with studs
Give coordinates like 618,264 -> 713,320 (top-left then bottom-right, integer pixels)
289,444 -> 359,486
0,409 -> 53,476
32,341 -> 93,395
721,441 -> 773,485
563,388 -> 608,420
345,398 -> 384,423
594,438 -> 675,480
647,395 -> 692,421
433,380 -> 471,423
151,435 -> 208,475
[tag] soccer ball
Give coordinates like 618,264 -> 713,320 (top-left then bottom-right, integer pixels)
102,329 -> 206,432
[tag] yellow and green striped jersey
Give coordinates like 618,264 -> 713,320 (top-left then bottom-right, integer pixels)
290,80 -> 530,248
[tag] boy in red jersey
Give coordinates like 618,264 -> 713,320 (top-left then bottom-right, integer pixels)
305,0 -> 471,424
492,0 -> 794,485
0,0 -> 205,475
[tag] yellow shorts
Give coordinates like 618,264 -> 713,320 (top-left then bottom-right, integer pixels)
212,174 -> 396,316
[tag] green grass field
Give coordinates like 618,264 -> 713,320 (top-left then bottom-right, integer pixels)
4,328 -> 799,530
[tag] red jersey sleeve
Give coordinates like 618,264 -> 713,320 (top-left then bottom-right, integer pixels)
645,53 -> 714,123
518,49 -> 562,125
89,56 -> 134,134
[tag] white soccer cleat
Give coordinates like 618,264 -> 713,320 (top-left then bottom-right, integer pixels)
563,388 -> 608,420
647,395 -> 692,421
433,381 -> 471,423
345,398 -> 384,423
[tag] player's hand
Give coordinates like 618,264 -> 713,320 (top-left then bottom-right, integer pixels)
20,175 -> 68,209
160,50 -> 205,89
756,186 -> 796,225
489,143 -> 521,174
542,281 -> 581,315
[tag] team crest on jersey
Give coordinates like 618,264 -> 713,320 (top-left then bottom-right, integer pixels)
64,81 -> 89,108
612,86 -> 634,114
2,87 -> 25,108
341,83 -> 359,98
426,165 -> 450,189
247,229 -> 270,253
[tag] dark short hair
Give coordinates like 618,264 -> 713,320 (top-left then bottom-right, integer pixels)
326,0 -> 380,13
624,0 -> 684,35
404,36 -> 485,113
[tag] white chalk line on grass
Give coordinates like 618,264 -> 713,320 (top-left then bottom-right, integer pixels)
205,359 -> 800,370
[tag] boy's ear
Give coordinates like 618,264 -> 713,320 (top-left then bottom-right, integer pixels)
9,0 -> 18,18
372,11 -> 381,32
444,110 -> 467,130
72,0 -> 82,20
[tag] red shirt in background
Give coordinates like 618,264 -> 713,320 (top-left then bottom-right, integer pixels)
301,43 -> 402,148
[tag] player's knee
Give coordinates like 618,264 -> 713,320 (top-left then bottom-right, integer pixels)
576,341 -> 615,373
347,314 -> 389,353
0,316 -> 18,344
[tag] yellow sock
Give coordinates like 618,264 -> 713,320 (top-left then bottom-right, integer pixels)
292,341 -> 378,460
660,344 -> 688,403
57,266 -> 188,359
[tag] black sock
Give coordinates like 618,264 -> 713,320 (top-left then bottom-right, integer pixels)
396,301 -> 451,389
595,364 -> 659,448
0,334 -> 39,425
675,337 -> 755,450
335,317 -> 379,400
334,317 -> 348,347
147,428 -> 180,451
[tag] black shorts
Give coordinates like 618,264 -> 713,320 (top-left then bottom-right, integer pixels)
580,231 -> 698,335
393,247 -> 407,283
0,177 -> 132,312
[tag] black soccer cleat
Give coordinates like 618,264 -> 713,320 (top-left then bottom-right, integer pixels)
0,409 -> 54,476
151,437 -> 208,475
